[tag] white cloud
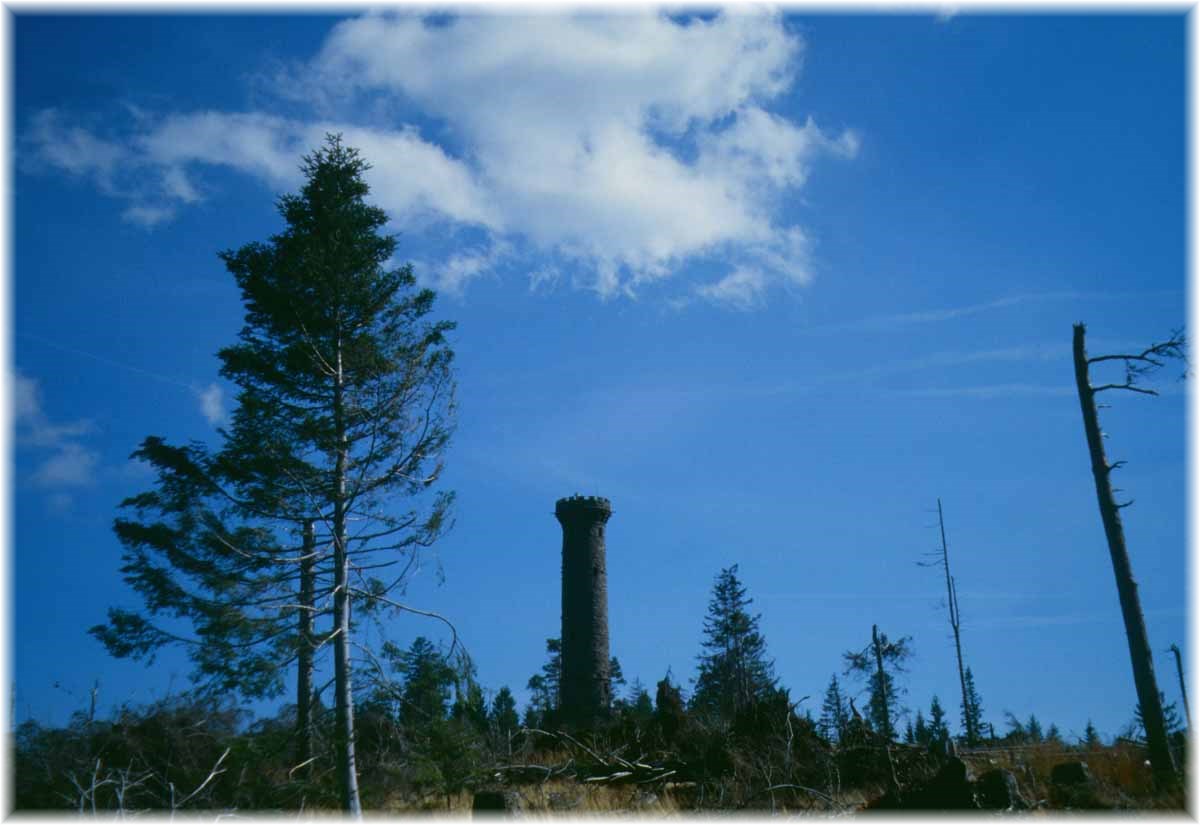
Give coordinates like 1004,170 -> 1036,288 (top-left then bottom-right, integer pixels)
697,267 -> 768,311
196,382 -> 226,427
14,372 -> 96,449
23,10 -> 858,307
32,442 -> 99,488
14,372 -> 100,490
420,240 -> 512,296
23,109 -> 125,193
122,204 -> 176,228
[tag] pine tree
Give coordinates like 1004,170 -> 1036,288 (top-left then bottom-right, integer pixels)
960,666 -> 984,746
525,638 -> 563,727
490,687 -> 519,743
215,136 -> 456,812
692,565 -> 776,722
1084,719 -> 1102,748
914,709 -> 930,746
819,674 -> 850,743
1046,723 -> 1062,743
1026,714 -> 1043,743
389,637 -> 455,725
843,625 -> 913,742
1135,691 -> 1184,738
627,678 -> 654,721
928,696 -> 948,743
609,657 -> 627,709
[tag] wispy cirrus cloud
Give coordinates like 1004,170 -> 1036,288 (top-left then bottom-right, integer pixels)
14,372 -> 99,507
23,10 -> 857,306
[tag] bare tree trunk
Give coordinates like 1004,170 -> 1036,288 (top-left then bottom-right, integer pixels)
1169,644 -> 1191,732
296,519 -> 315,782
1072,323 -> 1175,783
333,342 -> 363,816
936,500 -> 974,745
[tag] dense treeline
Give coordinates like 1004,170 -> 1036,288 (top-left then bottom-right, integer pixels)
13,564 -> 1187,812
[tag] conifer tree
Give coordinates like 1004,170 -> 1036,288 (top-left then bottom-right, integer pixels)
960,666 -> 985,745
389,636 -> 455,725
1026,714 -> 1044,743
692,565 -> 777,721
490,687 -> 519,745
819,674 -> 850,743
928,696 -> 948,743
843,625 -> 912,742
224,137 -> 456,814
98,136 -> 457,815
1083,719 -> 1102,748
913,709 -> 929,746
609,657 -> 627,709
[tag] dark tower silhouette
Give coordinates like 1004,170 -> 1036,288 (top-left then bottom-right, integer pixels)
555,494 -> 612,728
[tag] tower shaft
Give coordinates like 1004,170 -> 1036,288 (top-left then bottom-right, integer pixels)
555,495 -> 612,728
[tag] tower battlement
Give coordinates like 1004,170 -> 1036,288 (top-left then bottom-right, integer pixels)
555,495 -> 612,521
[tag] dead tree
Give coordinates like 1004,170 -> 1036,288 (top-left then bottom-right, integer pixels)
1072,322 -> 1184,784
919,499 -> 975,745
1169,644 -> 1191,732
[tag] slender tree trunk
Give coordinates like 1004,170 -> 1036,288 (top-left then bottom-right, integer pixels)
1072,323 -> 1175,783
871,625 -> 891,741
333,341 -> 363,816
937,500 -> 974,745
296,519 -> 315,781
1169,644 -> 1191,731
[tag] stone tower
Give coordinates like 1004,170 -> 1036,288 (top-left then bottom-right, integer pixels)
555,494 -> 612,728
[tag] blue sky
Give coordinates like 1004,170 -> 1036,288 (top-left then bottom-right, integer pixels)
9,9 -> 1188,746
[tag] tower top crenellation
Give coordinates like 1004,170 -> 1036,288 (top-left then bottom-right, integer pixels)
555,494 -> 612,520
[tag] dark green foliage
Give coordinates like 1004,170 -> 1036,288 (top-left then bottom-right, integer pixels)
489,687 -> 520,750
1134,691 -> 1185,738
960,666 -> 984,745
91,438 -> 299,701
609,656 -> 626,708
692,565 -> 777,723
927,696 -> 948,744
1026,714 -> 1043,742
913,709 -> 930,746
524,638 -> 563,728
11,694 -> 320,813
843,625 -> 912,742
91,136 -> 458,814
386,636 -> 455,725
819,674 -> 849,744
1084,719 -> 1102,748
654,672 -> 688,745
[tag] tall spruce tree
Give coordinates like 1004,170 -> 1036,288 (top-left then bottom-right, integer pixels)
691,565 -> 777,721
219,136 -> 456,813
97,136 -> 456,815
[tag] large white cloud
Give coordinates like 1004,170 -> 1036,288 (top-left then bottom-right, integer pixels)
23,9 -> 857,306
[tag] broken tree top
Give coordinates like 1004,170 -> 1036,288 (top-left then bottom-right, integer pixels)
555,495 -> 613,520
